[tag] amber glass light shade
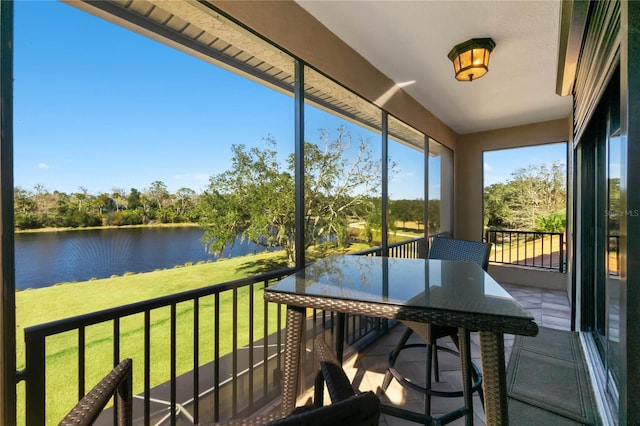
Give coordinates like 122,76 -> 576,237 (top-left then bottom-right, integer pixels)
447,38 -> 495,82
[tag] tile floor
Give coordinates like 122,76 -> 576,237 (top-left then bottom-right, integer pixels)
328,283 -> 573,425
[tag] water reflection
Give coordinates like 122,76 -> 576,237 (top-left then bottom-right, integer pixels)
15,227 -> 274,290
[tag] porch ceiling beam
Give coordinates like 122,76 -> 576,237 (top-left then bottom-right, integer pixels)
556,0 -> 590,96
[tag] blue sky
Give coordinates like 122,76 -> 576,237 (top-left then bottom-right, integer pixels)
13,1 -> 565,200
14,1 -> 297,195
483,143 -> 567,187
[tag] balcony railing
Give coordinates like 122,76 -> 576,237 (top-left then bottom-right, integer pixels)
484,229 -> 566,272
19,237 -> 427,425
355,235 -> 429,259
21,268 -> 293,425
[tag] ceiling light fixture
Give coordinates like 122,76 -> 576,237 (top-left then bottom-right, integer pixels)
447,38 -> 495,82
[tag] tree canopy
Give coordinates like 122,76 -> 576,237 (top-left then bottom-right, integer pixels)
199,128 -> 382,264
13,182 -> 201,230
484,160 -> 566,231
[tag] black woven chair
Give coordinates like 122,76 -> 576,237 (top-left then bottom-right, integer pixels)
59,358 -> 133,426
381,236 -> 491,420
268,337 -> 380,426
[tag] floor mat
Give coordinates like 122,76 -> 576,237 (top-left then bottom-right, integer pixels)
506,327 -> 598,425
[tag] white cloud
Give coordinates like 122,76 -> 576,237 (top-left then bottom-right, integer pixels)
483,162 -> 493,172
38,163 -> 49,169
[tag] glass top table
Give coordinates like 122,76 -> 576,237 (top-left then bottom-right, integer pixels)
264,255 -> 538,425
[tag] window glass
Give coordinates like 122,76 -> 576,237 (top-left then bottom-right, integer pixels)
483,143 -> 566,231
606,132 -> 621,394
303,67 -> 382,260
429,139 -> 454,236
14,1 -> 295,421
482,143 -> 566,268
388,116 -> 425,243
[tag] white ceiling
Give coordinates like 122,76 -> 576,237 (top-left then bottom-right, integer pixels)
295,0 -> 573,135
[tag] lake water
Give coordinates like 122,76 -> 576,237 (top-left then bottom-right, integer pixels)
15,227 -> 274,290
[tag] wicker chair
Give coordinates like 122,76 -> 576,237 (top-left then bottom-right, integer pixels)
381,237 -> 491,419
269,337 -> 380,425
214,337 -> 380,426
59,358 -> 133,426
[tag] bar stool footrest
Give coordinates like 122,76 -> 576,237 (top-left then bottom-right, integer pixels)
387,343 -> 483,398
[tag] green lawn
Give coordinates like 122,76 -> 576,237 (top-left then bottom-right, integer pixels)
16,251 -> 291,424
16,243 -> 373,424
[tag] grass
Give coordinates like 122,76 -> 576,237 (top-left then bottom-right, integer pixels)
349,221 -> 425,246
16,241 -> 376,424
16,250 -> 291,424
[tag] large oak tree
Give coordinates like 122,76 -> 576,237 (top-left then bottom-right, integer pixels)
199,127 -> 382,264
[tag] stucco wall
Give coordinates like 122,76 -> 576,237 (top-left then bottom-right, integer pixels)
488,264 -> 568,291
454,118 -> 571,241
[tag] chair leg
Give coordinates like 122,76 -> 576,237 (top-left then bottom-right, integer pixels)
314,371 -> 324,408
382,326 -> 414,391
450,332 -> 460,349
425,339 -> 433,415
433,331 -> 460,384
458,328 -> 474,426
432,342 -> 440,382
475,370 -> 485,407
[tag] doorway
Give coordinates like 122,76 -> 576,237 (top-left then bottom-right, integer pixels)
577,67 -> 620,415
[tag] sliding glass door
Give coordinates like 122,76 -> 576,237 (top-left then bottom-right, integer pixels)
578,67 -> 620,413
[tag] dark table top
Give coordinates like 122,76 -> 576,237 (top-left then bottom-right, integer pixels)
266,255 -> 534,323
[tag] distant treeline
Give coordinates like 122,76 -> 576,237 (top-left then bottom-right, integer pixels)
14,181 -> 439,232
14,181 -> 200,230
